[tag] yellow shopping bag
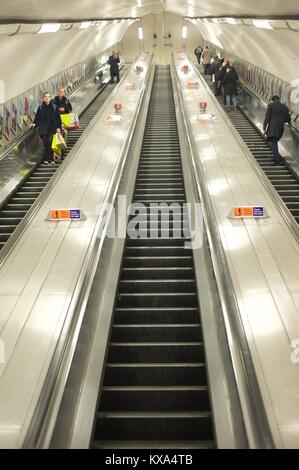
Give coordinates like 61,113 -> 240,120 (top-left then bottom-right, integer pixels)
61,113 -> 72,128
52,132 -> 67,157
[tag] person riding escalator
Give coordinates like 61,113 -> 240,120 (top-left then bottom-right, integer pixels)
30,91 -> 62,165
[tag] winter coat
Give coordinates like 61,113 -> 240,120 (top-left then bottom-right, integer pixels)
108,55 -> 120,75
53,96 -> 73,114
211,61 -> 221,77
202,48 -> 212,65
222,67 -> 239,96
263,101 -> 291,141
34,102 -> 62,136
194,47 -> 202,58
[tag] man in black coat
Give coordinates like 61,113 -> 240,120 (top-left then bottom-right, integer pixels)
211,57 -> 222,96
263,96 -> 291,165
53,88 -> 73,115
194,46 -> 203,65
108,51 -> 120,84
221,60 -> 239,110
30,91 -> 62,164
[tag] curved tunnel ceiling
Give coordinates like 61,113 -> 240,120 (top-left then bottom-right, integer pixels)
0,0 -> 298,22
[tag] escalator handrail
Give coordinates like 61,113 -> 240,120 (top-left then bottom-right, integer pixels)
0,62 -> 126,268
22,54 -> 154,449
171,53 -> 275,449
0,61 -> 116,164
190,55 -> 299,241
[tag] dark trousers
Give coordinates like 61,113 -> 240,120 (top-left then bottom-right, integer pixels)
268,137 -> 282,163
110,72 -> 120,84
196,55 -> 201,64
40,133 -> 54,162
204,64 -> 211,75
215,80 -> 221,96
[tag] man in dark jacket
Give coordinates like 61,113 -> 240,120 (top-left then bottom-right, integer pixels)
53,88 -> 72,115
194,46 -> 203,65
221,60 -> 239,110
211,57 -> 222,96
30,91 -> 62,164
263,95 -> 291,165
108,51 -> 120,84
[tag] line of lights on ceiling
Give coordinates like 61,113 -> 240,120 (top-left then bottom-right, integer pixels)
37,19 -> 136,34
185,17 -> 299,31
137,25 -> 188,41
186,17 -> 273,29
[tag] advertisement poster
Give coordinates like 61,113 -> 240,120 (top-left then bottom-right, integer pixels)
23,95 -> 30,125
31,87 -> 40,119
11,101 -> 18,135
0,105 -> 3,147
39,84 -> 44,103
50,79 -> 56,98
28,89 -> 36,120
3,105 -> 11,140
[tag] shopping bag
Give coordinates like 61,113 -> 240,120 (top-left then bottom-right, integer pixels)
55,132 -> 67,149
52,133 -> 67,157
52,135 -> 61,158
67,112 -> 80,131
61,113 -> 72,128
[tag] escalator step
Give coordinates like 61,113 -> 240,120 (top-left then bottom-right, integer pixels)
93,65 -> 213,448
100,386 -> 210,411
107,343 -> 205,363
94,412 -> 213,441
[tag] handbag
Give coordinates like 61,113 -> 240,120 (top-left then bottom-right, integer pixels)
61,112 -> 80,131
61,113 -> 72,128
52,132 -> 67,157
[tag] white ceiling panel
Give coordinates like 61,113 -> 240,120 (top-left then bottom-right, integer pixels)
0,0 -> 298,22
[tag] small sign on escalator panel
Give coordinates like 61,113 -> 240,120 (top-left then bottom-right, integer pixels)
228,206 -> 269,219
47,209 -> 86,221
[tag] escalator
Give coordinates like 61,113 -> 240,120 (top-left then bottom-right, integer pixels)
203,73 -> 299,223
91,65 -> 215,449
227,110 -> 299,223
0,80 -> 121,251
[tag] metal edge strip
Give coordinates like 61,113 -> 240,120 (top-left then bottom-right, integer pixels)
170,55 -> 274,449
22,54 -> 154,449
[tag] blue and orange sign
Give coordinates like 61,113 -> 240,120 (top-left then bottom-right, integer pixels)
49,209 -> 81,221
232,207 -> 265,218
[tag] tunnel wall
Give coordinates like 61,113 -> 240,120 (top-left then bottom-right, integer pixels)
192,22 -> 299,84
0,21 -> 130,101
121,13 -> 204,64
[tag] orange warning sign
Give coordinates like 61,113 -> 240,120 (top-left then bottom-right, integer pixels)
49,209 -> 81,220
233,207 -> 265,218
234,207 -> 252,217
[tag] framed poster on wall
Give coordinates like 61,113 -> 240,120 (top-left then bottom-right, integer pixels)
28,89 -> 37,120
0,105 -> 3,147
23,95 -> 30,125
3,104 -> 11,140
50,78 -> 56,98
11,100 -> 18,135
17,95 -> 24,129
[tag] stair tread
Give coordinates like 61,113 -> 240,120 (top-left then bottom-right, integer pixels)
98,411 -> 211,418
113,324 -> 201,328
92,440 -> 214,449
106,363 -> 205,367
102,386 -> 208,391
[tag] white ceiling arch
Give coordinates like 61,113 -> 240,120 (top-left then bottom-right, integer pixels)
0,0 -> 298,22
